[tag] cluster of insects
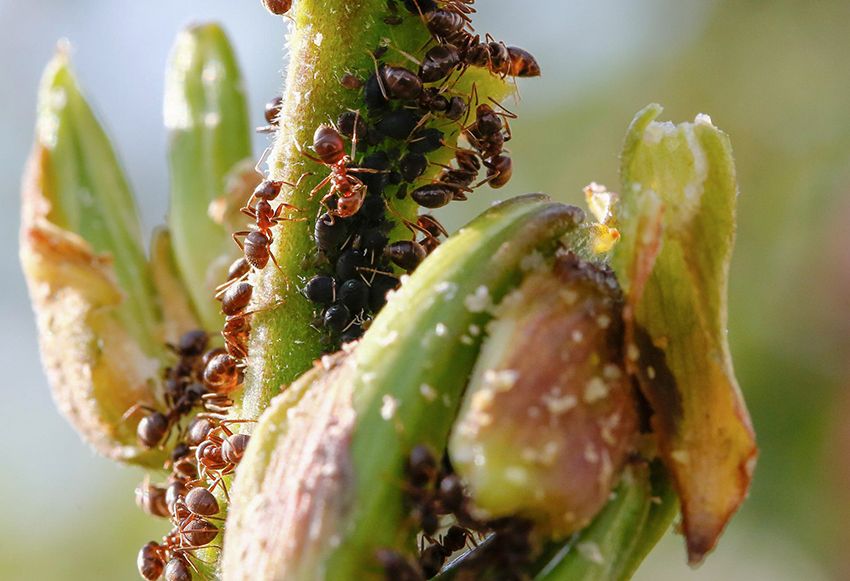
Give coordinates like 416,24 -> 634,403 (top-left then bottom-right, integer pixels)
128,329 -> 253,581
376,445 -> 535,580
125,1 -> 541,577
253,0 -> 541,348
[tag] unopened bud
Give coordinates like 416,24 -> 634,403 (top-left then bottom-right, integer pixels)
450,252 -> 638,536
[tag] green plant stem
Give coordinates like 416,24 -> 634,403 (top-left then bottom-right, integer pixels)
237,0 -> 508,418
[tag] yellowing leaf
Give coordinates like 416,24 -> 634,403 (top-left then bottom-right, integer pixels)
611,104 -> 757,565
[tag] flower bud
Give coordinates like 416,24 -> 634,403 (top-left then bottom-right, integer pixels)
612,104 -> 757,564
223,196 -> 586,580
20,48 -> 165,464
165,23 -> 252,330
450,252 -> 638,536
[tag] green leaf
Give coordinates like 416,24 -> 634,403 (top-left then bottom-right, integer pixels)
32,44 -> 162,351
20,46 -> 165,465
222,195 -> 585,581
165,23 -> 251,330
534,463 -> 676,581
611,104 -> 757,564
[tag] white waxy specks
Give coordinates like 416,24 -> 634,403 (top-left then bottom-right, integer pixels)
313,32 -> 323,46
584,443 -> 600,464
584,182 -> 619,223
520,250 -> 545,272
642,120 -> 675,144
627,343 -> 640,362
399,274 -> 410,286
521,441 -> 559,465
596,314 -> 611,329
560,288 -> 579,305
435,281 -> 458,301
377,330 -> 399,347
380,395 -> 398,421
583,377 -> 609,403
577,542 -> 604,565
647,366 -> 657,380
504,466 -> 529,485
599,414 -> 621,445
361,372 -> 376,385
469,324 -> 481,336
602,364 -> 622,380
464,285 -> 492,313
320,354 -> 336,370
470,390 -> 495,427
482,369 -> 519,392
202,60 -> 223,84
419,383 -> 437,402
571,330 -> 584,343
695,113 -> 714,126
460,335 -> 474,345
435,323 -> 448,337
671,450 -> 690,465
442,394 -> 452,408
541,388 -> 577,415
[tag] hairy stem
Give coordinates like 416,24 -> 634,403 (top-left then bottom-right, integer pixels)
237,0 -> 508,417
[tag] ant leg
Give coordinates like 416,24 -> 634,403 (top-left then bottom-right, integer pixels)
309,175 -> 334,199
267,242 -> 292,292
235,300 -> 287,320
405,111 -> 433,141
120,403 -> 158,422
387,44 -> 423,67
294,141 -> 327,165
365,51 -> 388,100
240,206 -> 259,220
255,146 -> 273,177
351,109 -> 364,161
214,271 -> 249,297
293,171 -> 313,189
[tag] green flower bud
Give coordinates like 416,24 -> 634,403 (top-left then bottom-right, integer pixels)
20,47 -> 165,464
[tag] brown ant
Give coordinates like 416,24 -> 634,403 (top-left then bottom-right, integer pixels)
123,382 -> 205,449
261,0 -> 292,15
256,95 -> 283,133
193,420 -> 253,498
135,475 -> 169,518
232,155 -> 307,273
301,121 -> 385,218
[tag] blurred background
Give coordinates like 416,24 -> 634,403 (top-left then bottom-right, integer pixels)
1,0 -> 848,579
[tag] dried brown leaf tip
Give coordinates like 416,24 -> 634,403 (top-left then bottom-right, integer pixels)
20,147 -> 162,463
450,252 -> 639,537
613,104 -> 758,564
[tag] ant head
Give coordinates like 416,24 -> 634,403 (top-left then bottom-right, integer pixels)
336,194 -> 365,217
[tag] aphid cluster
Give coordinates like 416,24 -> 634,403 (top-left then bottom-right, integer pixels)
271,0 -> 540,348
377,445 -> 535,581
128,1 -> 541,576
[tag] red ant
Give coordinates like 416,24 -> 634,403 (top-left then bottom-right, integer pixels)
300,116 -> 386,219
232,150 -> 307,273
